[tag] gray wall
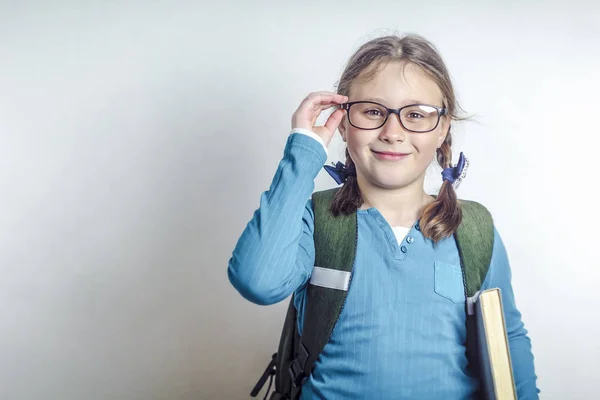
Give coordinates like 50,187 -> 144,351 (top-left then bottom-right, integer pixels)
0,1 -> 598,399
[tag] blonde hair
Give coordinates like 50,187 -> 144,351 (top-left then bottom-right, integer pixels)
331,33 -> 467,242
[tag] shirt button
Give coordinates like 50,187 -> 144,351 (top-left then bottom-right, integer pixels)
415,224 -> 421,231
406,236 -> 414,244
401,245 -> 407,253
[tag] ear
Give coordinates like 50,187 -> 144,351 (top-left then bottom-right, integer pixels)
436,117 -> 450,149
338,119 -> 348,142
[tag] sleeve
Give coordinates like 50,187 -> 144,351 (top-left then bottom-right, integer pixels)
481,227 -> 540,399
289,128 -> 328,156
227,132 -> 326,305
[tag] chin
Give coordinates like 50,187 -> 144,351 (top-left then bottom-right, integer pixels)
371,176 -> 415,190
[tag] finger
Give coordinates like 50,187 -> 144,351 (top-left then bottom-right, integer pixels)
301,92 -> 348,111
314,93 -> 348,107
312,103 -> 344,116
306,97 -> 348,122
303,103 -> 346,128
307,91 -> 348,102
323,108 -> 346,135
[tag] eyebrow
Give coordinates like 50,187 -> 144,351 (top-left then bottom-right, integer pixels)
359,98 -> 448,110
362,97 -> 429,106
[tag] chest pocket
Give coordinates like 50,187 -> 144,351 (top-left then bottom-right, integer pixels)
434,262 -> 465,304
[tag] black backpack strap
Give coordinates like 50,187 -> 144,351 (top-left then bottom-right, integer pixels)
266,297 -> 300,399
288,187 -> 357,398
454,200 -> 494,384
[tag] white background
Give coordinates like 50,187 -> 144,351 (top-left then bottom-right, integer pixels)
0,1 -> 598,399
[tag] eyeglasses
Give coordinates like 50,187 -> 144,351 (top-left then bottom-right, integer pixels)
340,101 -> 448,133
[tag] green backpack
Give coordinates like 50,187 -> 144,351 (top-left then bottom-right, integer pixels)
250,187 -> 494,400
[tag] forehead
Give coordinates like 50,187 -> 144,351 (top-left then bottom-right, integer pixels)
348,61 -> 444,107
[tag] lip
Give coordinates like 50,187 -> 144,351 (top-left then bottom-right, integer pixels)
372,150 -> 411,161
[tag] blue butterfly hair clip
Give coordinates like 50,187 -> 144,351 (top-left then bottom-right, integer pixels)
323,161 -> 356,185
441,152 -> 470,189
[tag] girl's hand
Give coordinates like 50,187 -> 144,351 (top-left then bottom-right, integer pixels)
291,91 -> 348,148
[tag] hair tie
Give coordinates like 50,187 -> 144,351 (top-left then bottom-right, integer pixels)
323,161 -> 356,185
441,152 -> 469,189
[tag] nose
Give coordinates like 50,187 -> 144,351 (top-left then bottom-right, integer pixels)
379,112 -> 408,143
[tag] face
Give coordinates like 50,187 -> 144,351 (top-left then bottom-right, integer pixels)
339,61 -> 450,191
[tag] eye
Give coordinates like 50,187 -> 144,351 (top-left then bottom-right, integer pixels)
407,112 -> 425,119
364,108 -> 383,116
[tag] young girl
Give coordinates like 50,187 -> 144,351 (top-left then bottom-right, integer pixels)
228,34 -> 539,399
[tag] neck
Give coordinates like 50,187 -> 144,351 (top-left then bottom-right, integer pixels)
357,174 -> 434,228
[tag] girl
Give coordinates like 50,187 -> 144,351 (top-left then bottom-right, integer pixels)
228,34 -> 539,399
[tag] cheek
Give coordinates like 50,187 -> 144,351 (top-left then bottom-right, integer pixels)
411,133 -> 440,154
347,128 -> 374,149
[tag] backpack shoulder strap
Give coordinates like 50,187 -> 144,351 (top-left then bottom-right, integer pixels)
455,199 -> 495,298
454,199 -> 495,385
288,187 -> 357,397
268,296 -> 300,399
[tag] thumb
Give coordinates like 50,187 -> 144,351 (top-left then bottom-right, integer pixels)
322,108 -> 346,139
312,108 -> 346,148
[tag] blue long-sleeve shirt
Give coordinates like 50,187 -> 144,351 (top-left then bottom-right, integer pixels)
228,132 -> 539,399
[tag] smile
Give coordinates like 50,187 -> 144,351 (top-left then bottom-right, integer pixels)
371,150 -> 411,161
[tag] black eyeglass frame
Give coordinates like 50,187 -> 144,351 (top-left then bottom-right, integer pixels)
339,101 -> 448,133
